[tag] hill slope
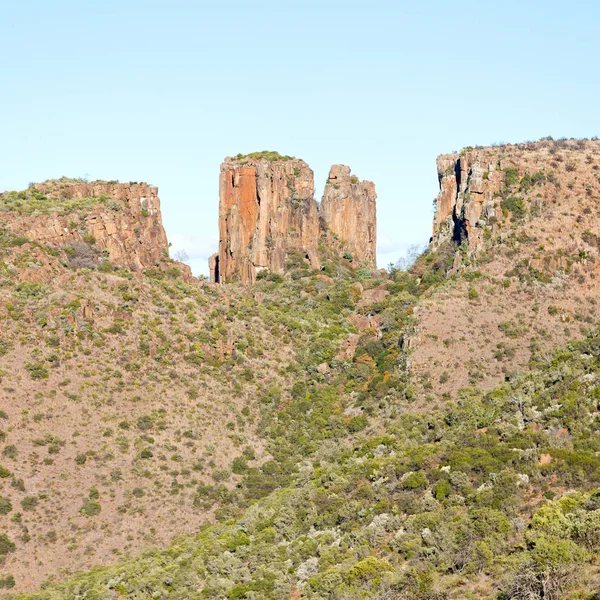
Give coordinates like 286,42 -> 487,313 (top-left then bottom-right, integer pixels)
412,138 -> 600,399
3,139 -> 600,599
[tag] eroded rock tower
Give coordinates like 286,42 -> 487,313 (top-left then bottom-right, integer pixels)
210,152 -> 377,283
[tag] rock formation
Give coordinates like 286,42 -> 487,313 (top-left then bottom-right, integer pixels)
212,154 -> 377,283
321,165 -> 377,266
0,180 -> 170,269
431,151 -> 506,253
216,155 -> 320,283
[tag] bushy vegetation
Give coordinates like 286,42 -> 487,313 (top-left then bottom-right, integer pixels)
233,150 -> 296,162
501,196 -> 526,220
12,328 -> 600,599
8,230 -> 600,599
0,186 -> 114,216
5,140 -> 600,596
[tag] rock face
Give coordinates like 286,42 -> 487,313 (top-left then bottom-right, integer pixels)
321,165 -> 377,266
213,155 -> 377,283
1,180 -> 170,269
217,156 -> 320,283
431,152 -> 506,253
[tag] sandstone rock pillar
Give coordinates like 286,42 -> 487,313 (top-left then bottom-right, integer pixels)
320,165 -> 377,267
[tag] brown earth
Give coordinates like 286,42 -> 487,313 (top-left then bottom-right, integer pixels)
0,259 -> 283,591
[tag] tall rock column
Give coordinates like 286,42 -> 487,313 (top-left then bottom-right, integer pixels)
217,155 -> 321,283
320,165 -> 377,267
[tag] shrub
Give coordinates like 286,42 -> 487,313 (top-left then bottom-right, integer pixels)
139,448 -> 153,459
212,468 -> 231,482
0,495 -> 12,515
25,361 -> 49,380
136,415 -> 154,431
504,168 -> 520,186
348,415 -> 368,433
0,534 -> 15,555
0,575 -> 15,589
501,196 -> 527,219
80,500 -> 101,517
346,556 -> 392,582
231,457 -> 248,474
20,496 -> 38,511
14,281 -> 47,300
403,471 -> 428,490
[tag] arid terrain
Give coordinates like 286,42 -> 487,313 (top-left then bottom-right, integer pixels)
2,140 -> 600,599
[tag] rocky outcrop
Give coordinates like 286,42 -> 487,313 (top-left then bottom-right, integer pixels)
431,152 -> 506,253
216,156 -> 321,283
208,252 -> 219,283
213,154 -> 377,283
1,181 -> 170,270
321,165 -> 377,267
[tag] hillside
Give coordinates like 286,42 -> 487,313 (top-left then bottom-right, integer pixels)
2,139 -> 600,599
412,137 -> 600,399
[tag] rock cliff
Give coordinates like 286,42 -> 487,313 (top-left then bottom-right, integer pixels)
431,151 -> 506,253
212,153 -> 377,283
216,155 -> 320,283
321,165 -> 377,266
0,179 -> 170,270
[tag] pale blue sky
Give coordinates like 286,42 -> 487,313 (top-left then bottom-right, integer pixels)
1,0 -> 598,275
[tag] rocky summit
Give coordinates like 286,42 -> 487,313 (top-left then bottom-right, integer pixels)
4,139 -> 600,600
210,151 -> 377,283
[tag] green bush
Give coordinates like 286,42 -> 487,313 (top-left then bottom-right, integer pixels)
14,281 -> 47,300
25,361 -> 49,380
403,471 -> 428,490
501,196 -> 527,219
348,415 -> 368,433
0,495 -> 12,515
0,534 -> 15,556
0,575 -> 15,589
80,500 -> 101,517
20,496 -> 38,511
504,168 -> 520,186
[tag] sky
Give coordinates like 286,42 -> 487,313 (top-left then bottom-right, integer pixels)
1,0 -> 599,275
